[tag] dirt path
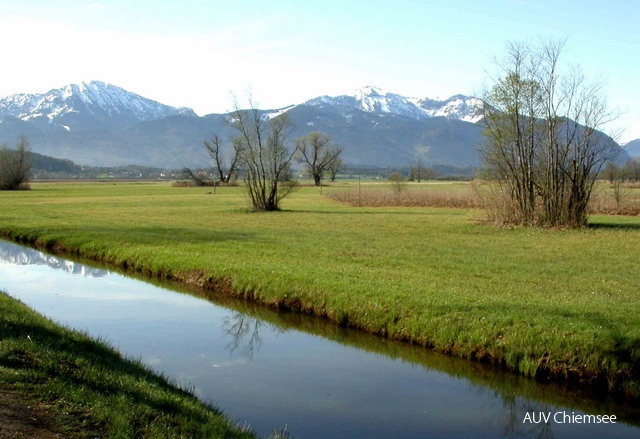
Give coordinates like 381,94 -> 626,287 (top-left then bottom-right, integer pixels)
0,389 -> 63,438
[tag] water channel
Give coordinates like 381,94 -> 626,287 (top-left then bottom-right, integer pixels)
0,239 -> 638,438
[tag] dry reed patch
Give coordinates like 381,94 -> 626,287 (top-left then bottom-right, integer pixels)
327,184 -> 483,208
328,181 -> 640,218
588,191 -> 640,216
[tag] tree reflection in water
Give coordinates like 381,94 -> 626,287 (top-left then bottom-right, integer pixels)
222,311 -> 280,360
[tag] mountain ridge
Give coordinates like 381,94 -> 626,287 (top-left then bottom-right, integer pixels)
0,81 -> 196,132
299,85 -> 483,123
0,82 -> 482,130
0,81 -> 625,169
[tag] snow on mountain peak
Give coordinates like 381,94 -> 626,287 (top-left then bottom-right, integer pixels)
418,94 -> 484,123
355,85 -> 385,99
353,86 -> 421,117
0,80 -> 196,131
303,86 -> 483,123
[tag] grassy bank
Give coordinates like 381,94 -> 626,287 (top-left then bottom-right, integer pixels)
1,181 -> 639,398
0,291 -> 257,438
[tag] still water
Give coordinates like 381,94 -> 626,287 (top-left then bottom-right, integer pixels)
0,239 -> 638,438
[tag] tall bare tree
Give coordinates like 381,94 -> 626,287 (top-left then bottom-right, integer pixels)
230,97 -> 296,211
295,132 -> 343,186
0,136 -> 32,190
482,39 -> 619,227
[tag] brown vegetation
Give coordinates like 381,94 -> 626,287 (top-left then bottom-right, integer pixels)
588,184 -> 640,216
327,181 -> 640,217
327,184 -> 483,209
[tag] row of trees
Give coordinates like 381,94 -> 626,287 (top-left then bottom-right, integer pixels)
602,158 -> 640,183
186,98 -> 344,211
482,39 -> 619,227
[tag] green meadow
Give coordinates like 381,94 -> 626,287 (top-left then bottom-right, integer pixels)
1,181 -> 639,398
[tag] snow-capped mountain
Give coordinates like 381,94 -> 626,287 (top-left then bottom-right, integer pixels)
8,81 -> 623,170
0,81 -> 489,168
303,86 -> 483,123
0,80 -> 196,132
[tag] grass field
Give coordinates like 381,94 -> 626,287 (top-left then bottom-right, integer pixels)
1,181 -> 639,398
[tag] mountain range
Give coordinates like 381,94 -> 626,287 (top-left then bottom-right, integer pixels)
0,81 -> 632,169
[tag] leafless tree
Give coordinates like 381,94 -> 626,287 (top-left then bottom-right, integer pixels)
229,97 -> 297,211
204,133 -> 242,184
0,136 -> 32,190
295,132 -> 343,186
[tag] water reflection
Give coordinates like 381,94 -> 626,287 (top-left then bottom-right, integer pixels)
0,239 -> 638,439
223,312 -> 277,360
0,241 -> 108,277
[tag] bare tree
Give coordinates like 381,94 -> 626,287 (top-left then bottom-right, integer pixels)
230,97 -> 297,211
204,133 -> 242,184
295,132 -> 343,186
0,136 -> 32,190
482,39 -> 619,227
557,70 -> 620,226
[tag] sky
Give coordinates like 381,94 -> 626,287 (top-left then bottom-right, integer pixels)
1,0 -> 638,142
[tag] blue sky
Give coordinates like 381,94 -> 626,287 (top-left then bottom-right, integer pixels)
1,0 -> 638,142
